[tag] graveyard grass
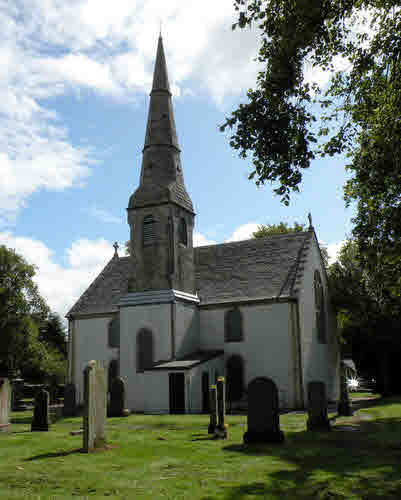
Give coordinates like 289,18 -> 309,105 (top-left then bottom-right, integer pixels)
3,397 -> 401,499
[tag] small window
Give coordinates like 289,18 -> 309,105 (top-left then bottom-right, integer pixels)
314,270 -> 326,343
108,317 -> 120,348
137,328 -> 154,373
178,218 -> 187,246
143,215 -> 156,246
225,307 -> 243,342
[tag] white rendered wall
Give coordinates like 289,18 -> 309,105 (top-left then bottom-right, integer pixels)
199,302 -> 295,407
187,356 -> 225,413
72,316 -> 118,404
174,301 -> 200,358
119,303 -> 172,411
143,371 -> 170,413
297,233 -> 340,403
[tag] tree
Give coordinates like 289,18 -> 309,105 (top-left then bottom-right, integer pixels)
328,240 -> 401,394
222,1 -> 401,293
0,246 -> 66,382
252,222 -> 329,267
39,312 -> 67,358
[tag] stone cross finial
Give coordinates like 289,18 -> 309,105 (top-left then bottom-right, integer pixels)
308,212 -> 313,229
113,242 -> 119,257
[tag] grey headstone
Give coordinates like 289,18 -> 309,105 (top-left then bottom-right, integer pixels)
243,377 -> 284,444
338,368 -> 353,416
31,389 -> 50,431
108,377 -> 129,417
0,378 -> 11,433
208,385 -> 217,434
83,360 -> 107,452
63,383 -> 77,417
306,381 -> 330,431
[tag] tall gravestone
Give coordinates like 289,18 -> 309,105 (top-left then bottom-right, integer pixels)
108,377 -> 129,417
307,381 -> 330,431
208,385 -> 217,434
63,382 -> 77,417
31,389 -> 50,431
0,378 -> 11,433
215,377 -> 227,439
83,360 -> 107,452
338,366 -> 353,416
243,377 -> 284,444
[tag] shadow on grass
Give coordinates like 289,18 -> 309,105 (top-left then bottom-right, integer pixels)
10,416 -> 33,424
25,448 -> 83,461
218,416 -> 401,499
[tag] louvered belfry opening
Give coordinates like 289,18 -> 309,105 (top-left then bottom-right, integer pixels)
143,215 -> 156,246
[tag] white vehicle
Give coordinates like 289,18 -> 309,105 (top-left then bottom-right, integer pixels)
347,378 -> 359,392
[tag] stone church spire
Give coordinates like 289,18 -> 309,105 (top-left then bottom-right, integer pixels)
127,36 -> 196,294
128,35 -> 193,214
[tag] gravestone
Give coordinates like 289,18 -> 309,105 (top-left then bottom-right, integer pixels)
243,377 -> 284,444
306,381 -> 330,431
31,389 -> 50,431
0,378 -> 11,433
338,367 -> 353,416
215,376 -> 227,439
208,385 -> 217,434
83,360 -> 107,452
63,383 -> 77,417
11,379 -> 24,411
108,377 -> 129,417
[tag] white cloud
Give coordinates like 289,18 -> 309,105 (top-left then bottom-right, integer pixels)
0,232 -> 118,319
326,240 -> 346,265
225,222 -> 260,243
87,206 -> 123,224
193,232 -> 216,247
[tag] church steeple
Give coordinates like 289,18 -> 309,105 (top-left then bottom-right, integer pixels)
128,35 -> 193,214
127,36 -> 196,294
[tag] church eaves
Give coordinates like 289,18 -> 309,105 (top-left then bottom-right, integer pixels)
128,35 -> 194,214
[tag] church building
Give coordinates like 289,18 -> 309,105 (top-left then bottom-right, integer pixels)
66,36 -> 340,413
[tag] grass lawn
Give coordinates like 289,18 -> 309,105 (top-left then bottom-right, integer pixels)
2,397 -> 401,500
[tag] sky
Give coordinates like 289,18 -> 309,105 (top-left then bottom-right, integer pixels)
1,0 -> 354,321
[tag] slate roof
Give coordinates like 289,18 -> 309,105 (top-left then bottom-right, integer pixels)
67,256 -> 132,317
150,350 -> 224,371
194,231 -> 311,304
67,231 -> 311,317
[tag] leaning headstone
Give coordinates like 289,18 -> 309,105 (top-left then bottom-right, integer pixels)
0,378 -> 11,433
31,389 -> 50,431
215,377 -> 227,439
307,381 -> 330,431
208,385 -> 217,434
108,377 -> 129,417
83,360 -> 107,452
338,367 -> 353,416
63,383 -> 77,417
243,377 -> 284,444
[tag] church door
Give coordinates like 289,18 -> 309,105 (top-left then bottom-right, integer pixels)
169,373 -> 185,414
201,372 -> 209,413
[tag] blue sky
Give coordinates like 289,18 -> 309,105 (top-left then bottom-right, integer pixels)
1,0 -> 354,319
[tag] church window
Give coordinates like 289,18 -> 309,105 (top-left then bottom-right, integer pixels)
226,355 -> 244,404
136,329 -> 154,372
143,215 -> 156,246
108,317 -> 120,348
178,217 -> 187,246
314,270 -> 326,343
225,307 -> 243,342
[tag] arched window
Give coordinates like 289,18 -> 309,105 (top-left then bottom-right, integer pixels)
314,270 -> 326,343
108,317 -> 120,348
225,307 -> 243,342
136,329 -> 154,372
178,218 -> 187,246
226,355 -> 244,403
143,215 -> 156,246
108,359 -> 119,391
